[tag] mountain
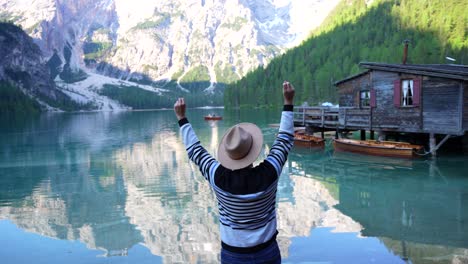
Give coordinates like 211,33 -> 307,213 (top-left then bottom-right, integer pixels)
224,0 -> 468,108
0,0 -> 340,111
0,22 -> 93,114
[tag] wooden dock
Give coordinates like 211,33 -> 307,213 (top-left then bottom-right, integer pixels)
293,106 -> 459,155
294,106 -> 339,129
295,106 -> 402,131
294,106 -> 377,131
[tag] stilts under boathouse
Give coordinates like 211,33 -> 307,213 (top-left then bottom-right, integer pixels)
294,62 -> 468,156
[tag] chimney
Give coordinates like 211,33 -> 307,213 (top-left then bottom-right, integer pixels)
402,39 -> 410,64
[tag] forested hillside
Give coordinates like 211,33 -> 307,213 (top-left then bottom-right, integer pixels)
224,0 -> 467,108
0,82 -> 41,115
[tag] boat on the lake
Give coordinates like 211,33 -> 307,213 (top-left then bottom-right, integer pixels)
204,114 -> 222,121
294,131 -> 325,148
333,138 -> 424,158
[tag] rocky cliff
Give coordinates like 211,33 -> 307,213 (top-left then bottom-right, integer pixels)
1,0 -> 340,109
0,22 -> 83,110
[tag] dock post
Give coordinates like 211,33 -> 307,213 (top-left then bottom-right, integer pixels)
370,130 -> 375,140
378,131 -> 386,141
360,130 -> 366,140
321,130 -> 325,139
321,109 -> 325,127
430,133 -> 436,157
302,108 -> 306,126
463,133 -> 468,153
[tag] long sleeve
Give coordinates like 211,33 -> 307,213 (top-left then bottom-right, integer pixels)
179,118 -> 220,183
265,105 -> 295,176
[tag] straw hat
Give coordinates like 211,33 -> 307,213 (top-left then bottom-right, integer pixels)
217,123 -> 263,170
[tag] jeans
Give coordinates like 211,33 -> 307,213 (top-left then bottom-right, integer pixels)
220,241 -> 281,264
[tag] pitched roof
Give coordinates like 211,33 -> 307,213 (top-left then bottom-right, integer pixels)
334,70 -> 370,86
360,62 -> 468,81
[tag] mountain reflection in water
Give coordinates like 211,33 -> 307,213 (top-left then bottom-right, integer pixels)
0,110 -> 467,263
290,149 -> 468,263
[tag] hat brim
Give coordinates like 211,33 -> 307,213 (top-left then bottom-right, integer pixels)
217,123 -> 263,170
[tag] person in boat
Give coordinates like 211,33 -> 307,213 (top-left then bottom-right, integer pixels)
174,81 -> 295,263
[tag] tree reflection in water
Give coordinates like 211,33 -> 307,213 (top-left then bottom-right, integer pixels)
289,150 -> 468,263
0,111 -> 467,263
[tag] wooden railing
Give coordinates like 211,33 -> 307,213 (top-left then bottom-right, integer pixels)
294,107 -> 339,127
294,106 -> 372,129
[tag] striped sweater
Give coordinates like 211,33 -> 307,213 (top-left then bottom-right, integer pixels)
178,106 -> 294,252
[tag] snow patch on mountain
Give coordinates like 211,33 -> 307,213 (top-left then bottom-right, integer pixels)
55,72 -> 168,111
1,0 -> 341,109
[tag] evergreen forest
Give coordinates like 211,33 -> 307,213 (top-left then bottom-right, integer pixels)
0,82 -> 41,115
224,0 -> 467,108
99,83 -> 224,109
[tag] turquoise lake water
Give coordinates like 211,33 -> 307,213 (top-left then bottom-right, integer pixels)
0,109 -> 467,263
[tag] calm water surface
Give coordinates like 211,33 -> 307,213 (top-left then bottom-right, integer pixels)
0,109 -> 467,264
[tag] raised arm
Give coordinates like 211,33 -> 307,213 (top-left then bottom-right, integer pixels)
174,97 -> 186,121
265,82 -> 295,176
175,98 -> 219,183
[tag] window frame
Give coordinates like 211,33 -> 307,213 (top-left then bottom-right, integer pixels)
400,79 -> 414,107
394,77 -> 421,108
359,90 -> 371,108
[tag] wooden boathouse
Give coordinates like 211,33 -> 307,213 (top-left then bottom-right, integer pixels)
294,63 -> 468,155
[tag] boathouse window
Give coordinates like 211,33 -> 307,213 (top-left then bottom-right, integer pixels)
393,78 -> 421,107
360,90 -> 370,107
402,80 -> 413,106
360,89 -> 376,108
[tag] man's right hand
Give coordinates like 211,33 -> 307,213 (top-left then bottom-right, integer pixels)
283,81 -> 295,105
174,98 -> 186,121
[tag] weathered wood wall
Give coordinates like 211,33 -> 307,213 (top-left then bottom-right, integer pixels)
337,73 -> 371,107
337,70 -> 466,135
339,108 -> 370,128
422,78 -> 463,134
371,71 -> 422,132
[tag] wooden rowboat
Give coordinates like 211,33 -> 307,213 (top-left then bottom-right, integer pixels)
294,131 -> 325,148
333,138 -> 423,158
204,115 -> 222,121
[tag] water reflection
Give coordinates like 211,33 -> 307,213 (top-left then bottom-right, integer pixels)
0,111 -> 172,256
115,130 -> 220,263
0,110 -> 467,263
0,162 -> 142,256
276,174 -> 362,257
209,121 -> 219,157
288,150 -> 468,263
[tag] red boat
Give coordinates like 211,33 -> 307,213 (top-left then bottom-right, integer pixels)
204,114 -> 222,121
